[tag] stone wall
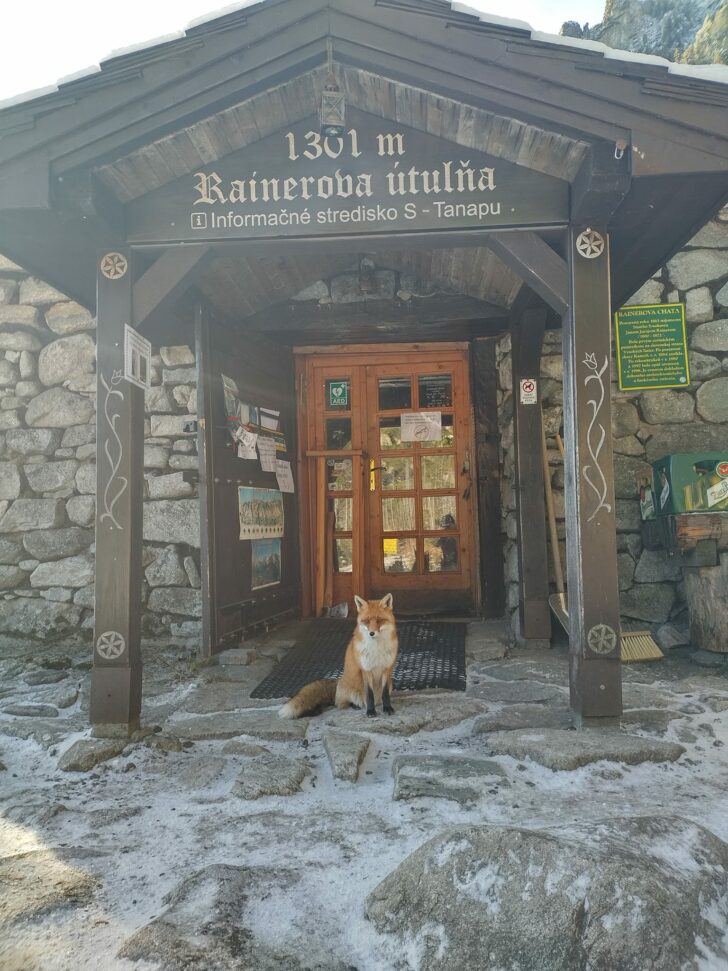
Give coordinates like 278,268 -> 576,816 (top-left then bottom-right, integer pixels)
2,205 -> 727,647
0,254 -> 202,643
497,207 -> 728,647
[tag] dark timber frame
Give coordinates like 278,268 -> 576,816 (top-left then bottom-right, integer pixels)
0,0 -> 726,735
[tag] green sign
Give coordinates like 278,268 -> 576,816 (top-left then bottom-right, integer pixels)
614,302 -> 690,391
328,380 -> 349,408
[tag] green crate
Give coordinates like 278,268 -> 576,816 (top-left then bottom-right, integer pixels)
652,453 -> 728,515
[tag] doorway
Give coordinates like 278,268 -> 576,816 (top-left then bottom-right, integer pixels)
297,344 -> 477,615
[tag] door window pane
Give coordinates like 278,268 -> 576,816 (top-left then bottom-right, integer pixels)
327,458 -> 352,492
334,497 -> 352,532
379,417 -> 412,450
383,537 -> 418,574
326,418 -> 352,450
378,376 -> 411,410
334,538 -> 353,573
431,416 -> 455,448
381,457 -> 415,492
424,535 -> 459,572
381,497 -> 416,532
418,373 -> 452,408
422,495 -> 457,531
325,379 -> 350,410
421,454 -> 456,490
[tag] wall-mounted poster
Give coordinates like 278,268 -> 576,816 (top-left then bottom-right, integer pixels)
251,539 -> 282,589
238,487 -> 285,540
400,411 -> 442,442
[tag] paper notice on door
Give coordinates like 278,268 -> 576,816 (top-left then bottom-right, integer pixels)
400,411 -> 442,442
275,459 -> 295,493
257,436 -> 277,472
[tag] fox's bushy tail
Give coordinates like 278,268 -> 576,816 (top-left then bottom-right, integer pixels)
278,678 -> 337,719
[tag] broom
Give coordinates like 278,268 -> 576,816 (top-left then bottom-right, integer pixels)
542,426 -> 663,663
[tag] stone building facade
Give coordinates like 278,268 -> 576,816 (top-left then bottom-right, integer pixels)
0,255 -> 202,643
499,207 -> 728,646
0,206 -> 727,647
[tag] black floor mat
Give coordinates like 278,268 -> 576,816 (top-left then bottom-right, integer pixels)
250,618 -> 466,699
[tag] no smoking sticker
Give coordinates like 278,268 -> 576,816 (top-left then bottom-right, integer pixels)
520,378 -> 538,405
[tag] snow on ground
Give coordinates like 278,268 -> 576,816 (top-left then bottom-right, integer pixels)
0,636 -> 727,970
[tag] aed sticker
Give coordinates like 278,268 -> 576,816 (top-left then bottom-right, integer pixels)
716,462 -> 728,478
519,378 -> 537,405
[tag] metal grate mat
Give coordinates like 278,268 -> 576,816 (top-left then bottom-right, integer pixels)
250,619 -> 466,699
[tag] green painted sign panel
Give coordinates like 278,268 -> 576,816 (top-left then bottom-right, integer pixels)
614,303 -> 690,391
328,380 -> 349,408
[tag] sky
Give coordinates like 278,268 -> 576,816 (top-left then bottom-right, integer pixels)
0,0 -> 605,104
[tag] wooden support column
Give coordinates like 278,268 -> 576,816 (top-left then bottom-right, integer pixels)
195,301 -> 217,656
512,308 -> 551,641
90,249 -> 144,736
562,226 -> 622,719
472,339 -> 504,618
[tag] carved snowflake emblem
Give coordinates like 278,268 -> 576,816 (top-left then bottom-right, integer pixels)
575,229 -> 605,260
586,623 -> 618,656
100,252 -> 128,280
96,630 -> 126,660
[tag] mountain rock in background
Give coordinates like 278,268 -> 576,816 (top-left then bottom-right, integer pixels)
561,0 -> 726,64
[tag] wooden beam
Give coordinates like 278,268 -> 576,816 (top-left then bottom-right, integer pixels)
487,232 -> 568,317
195,301 -> 217,656
512,307 -> 551,641
90,248 -> 144,736
245,295 -> 509,332
472,338 -> 505,618
133,244 -> 213,332
562,225 -> 622,720
570,141 -> 631,227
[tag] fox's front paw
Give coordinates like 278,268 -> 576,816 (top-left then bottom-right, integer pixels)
383,704 -> 394,715
366,708 -> 377,717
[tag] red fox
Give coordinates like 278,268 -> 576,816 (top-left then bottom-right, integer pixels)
278,594 -> 398,719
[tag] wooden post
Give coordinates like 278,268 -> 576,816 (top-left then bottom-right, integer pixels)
90,249 -> 145,736
472,338 -> 504,618
195,300 -> 216,656
512,308 -> 551,642
562,226 -> 622,719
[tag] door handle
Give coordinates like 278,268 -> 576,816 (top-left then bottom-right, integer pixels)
369,459 -> 385,491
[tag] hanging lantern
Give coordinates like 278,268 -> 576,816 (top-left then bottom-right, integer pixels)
320,74 -> 346,138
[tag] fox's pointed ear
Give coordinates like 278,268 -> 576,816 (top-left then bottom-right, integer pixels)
353,594 -> 367,611
379,593 -> 393,609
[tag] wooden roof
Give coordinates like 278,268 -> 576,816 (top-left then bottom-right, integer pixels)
0,0 -> 726,316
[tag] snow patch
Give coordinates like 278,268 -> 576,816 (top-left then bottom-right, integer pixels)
432,837 -> 471,868
455,863 -> 505,913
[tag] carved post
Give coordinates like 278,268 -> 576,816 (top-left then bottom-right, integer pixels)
562,226 -> 622,719
90,249 -> 144,736
512,308 -> 551,642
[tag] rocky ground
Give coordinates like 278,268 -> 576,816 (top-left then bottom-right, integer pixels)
1,622 -> 727,971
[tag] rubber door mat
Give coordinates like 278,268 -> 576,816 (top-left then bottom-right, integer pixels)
250,619 -> 466,699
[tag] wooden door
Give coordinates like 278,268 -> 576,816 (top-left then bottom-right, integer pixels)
298,345 -> 475,615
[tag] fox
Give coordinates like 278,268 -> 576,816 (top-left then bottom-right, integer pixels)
278,594 -> 398,719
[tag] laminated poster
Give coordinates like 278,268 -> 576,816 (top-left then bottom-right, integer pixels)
238,487 -> 284,540
251,539 -> 281,589
257,436 -> 277,472
400,411 -> 442,442
275,459 -> 295,493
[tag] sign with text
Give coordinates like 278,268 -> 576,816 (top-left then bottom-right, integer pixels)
127,109 -> 569,244
614,303 -> 690,391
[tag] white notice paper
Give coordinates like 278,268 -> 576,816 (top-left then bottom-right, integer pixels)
275,459 -> 295,493
257,436 -> 277,472
400,411 -> 442,442
519,378 -> 538,405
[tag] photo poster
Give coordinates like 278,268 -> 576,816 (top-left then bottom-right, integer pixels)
251,538 -> 282,589
238,486 -> 285,540
220,375 -> 288,462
